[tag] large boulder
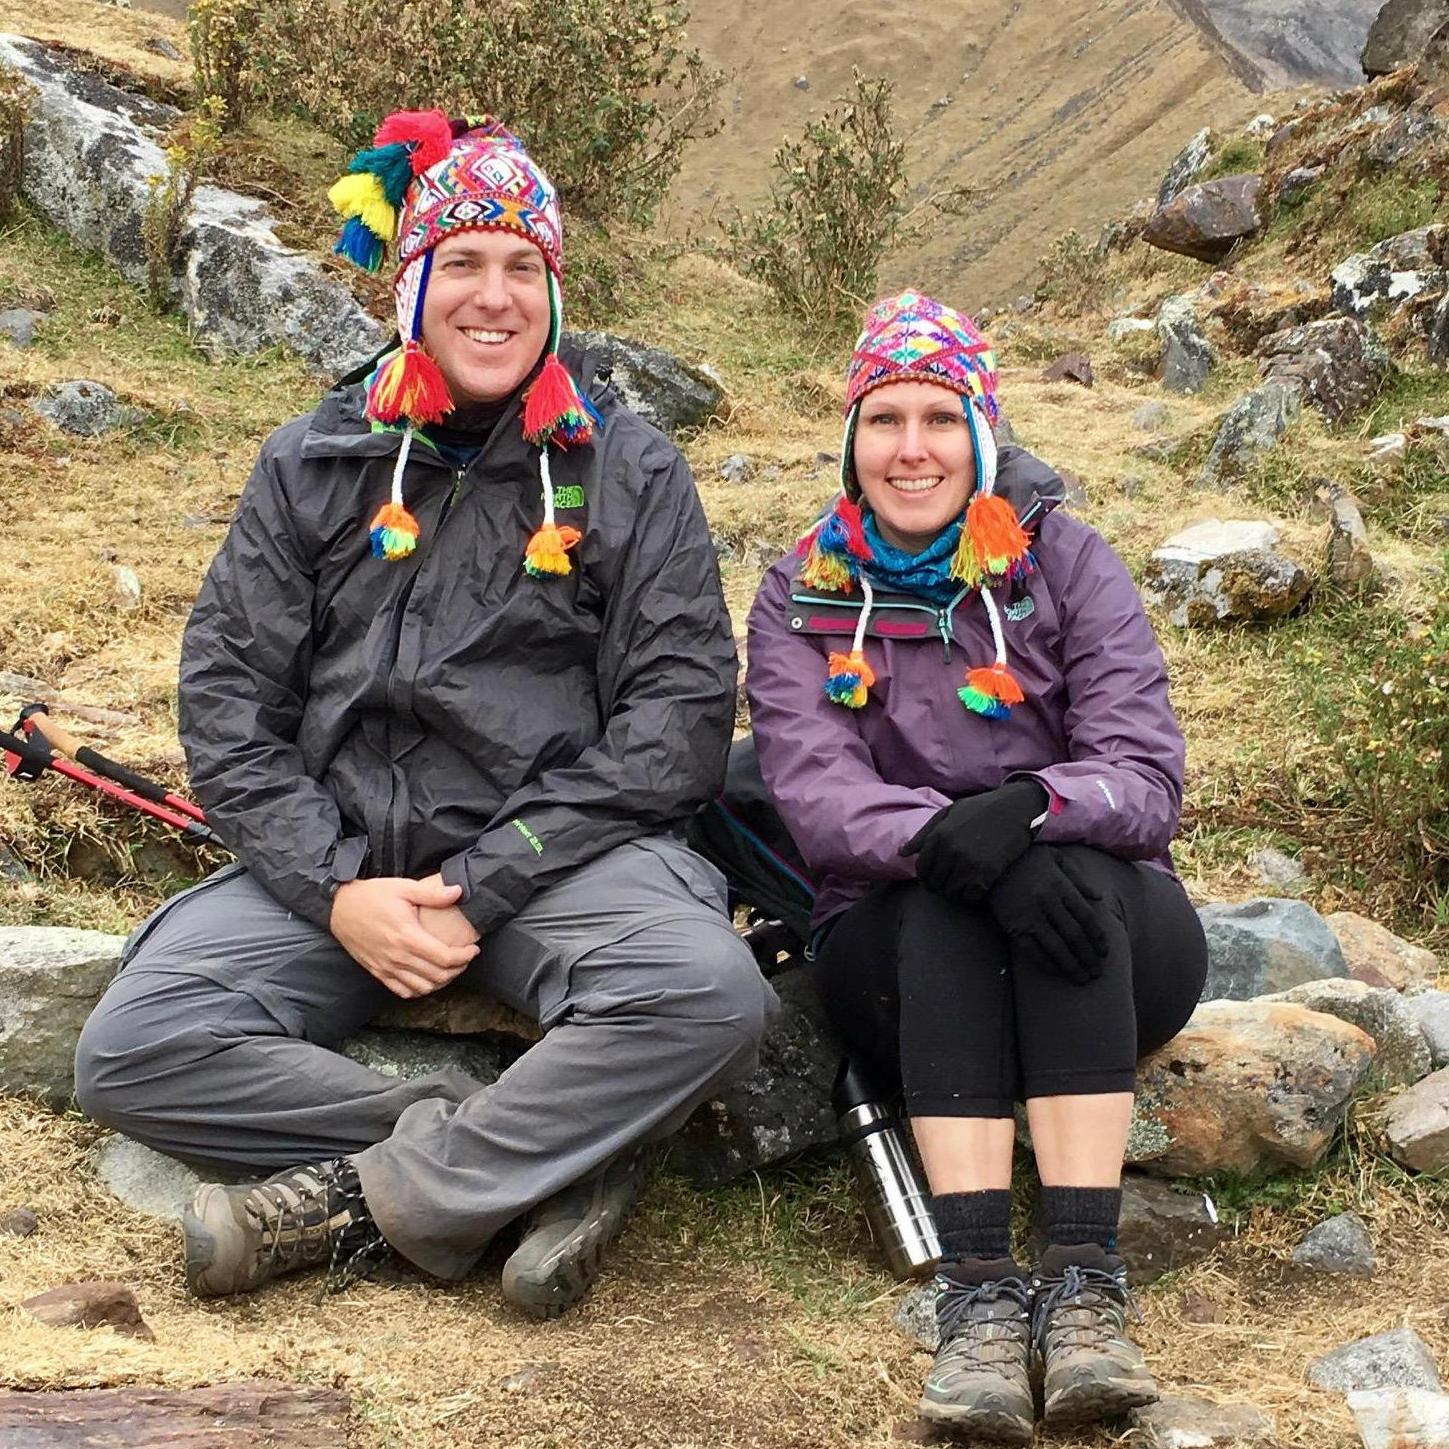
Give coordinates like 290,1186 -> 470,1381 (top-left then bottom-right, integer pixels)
1156,295 -> 1214,394
1196,382 -> 1301,488
1309,1327 -> 1443,1393
1349,1388 -> 1449,1449
1128,1000 -> 1375,1176
0,926 -> 123,1107
1362,0 -> 1449,75
1257,317 -> 1393,424
1261,978 -> 1432,1087
1382,1065 -> 1449,1171
0,35 -> 387,375
1198,898 -> 1349,1000
1327,911 -> 1440,990
1330,227 -> 1447,323
563,330 -> 724,437
1143,176 -> 1263,265
1141,522 -> 1311,628
668,968 -> 839,1188
94,1134 -> 207,1222
1157,128 -> 1212,208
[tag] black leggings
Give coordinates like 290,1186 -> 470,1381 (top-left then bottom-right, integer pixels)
815,845 -> 1208,1118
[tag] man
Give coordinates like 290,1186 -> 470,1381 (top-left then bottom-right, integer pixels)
73,111 -> 773,1316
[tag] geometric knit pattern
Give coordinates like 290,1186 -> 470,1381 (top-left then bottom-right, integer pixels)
398,125 -> 563,277
845,289 -> 999,423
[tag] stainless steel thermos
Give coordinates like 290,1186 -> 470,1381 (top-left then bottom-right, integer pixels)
833,1058 -> 941,1280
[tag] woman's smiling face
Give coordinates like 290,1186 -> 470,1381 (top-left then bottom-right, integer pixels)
851,380 -> 976,553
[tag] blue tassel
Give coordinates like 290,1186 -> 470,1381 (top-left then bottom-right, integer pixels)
334,216 -> 385,272
348,142 -> 416,207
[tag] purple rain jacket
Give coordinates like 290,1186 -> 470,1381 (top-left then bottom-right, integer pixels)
745,445 -> 1186,928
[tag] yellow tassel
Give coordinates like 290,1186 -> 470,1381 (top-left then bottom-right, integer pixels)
524,522 -> 582,577
328,172 -> 396,242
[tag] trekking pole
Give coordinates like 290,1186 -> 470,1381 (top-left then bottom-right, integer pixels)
19,706 -> 209,825
1,724 -> 224,848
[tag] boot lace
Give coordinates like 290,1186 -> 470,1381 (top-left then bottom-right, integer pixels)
1032,1263 -> 1142,1354
935,1275 -> 1033,1373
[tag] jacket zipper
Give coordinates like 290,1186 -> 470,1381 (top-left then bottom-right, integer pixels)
380,466 -> 463,874
937,586 -> 970,663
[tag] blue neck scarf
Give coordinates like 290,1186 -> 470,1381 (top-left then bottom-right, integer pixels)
861,510 -> 966,607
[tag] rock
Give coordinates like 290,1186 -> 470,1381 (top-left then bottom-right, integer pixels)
1142,522 -> 1311,628
1266,980 -> 1429,1087
112,565 -> 142,610
372,988 -> 541,1040
1383,1065 -> 1449,1171
1198,898 -> 1349,1000
1330,229 -> 1447,324
1408,992 -> 1449,1069
1196,382 -> 1301,488
1277,165 -> 1325,207
1365,110 -> 1445,169
792,74 -> 809,91
893,1280 -> 940,1350
1042,352 -> 1093,386
1308,1327 -> 1442,1393
1245,113 -> 1276,139
338,1028 -> 525,1087
1192,5 -> 1384,89
718,453 -> 753,483
31,380 -> 139,436
993,414 -> 1018,447
668,969 -> 839,1187
1258,317 -> 1392,425
141,36 -> 183,61
1128,1000 -> 1375,1176
1249,845 -> 1307,889
1133,401 -> 1169,431
1117,473 -> 1146,497
1117,1175 -> 1230,1285
1157,296 -> 1213,394
1110,317 -> 1156,342
564,330 -> 723,436
1430,292 -> 1449,368
0,1382 -> 352,1444
0,926 -> 124,1106
20,1281 -> 153,1340
94,1135 -> 206,1222
1291,1211 -> 1376,1276
1326,492 -> 1375,589
1157,128 -> 1213,208
1362,0 -> 1449,76
1349,1387 -> 1449,1449
1369,431 -> 1408,464
1143,175 -> 1263,265
1129,1395 -> 1276,1447
0,35 -> 387,376
0,1207 -> 38,1236
0,307 -> 41,347
0,843 -> 29,881
1328,912 -> 1440,991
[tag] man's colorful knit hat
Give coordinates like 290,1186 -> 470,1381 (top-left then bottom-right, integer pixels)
799,290 -> 1031,720
328,110 -> 599,575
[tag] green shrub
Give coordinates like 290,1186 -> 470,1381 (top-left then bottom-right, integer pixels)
192,0 -> 719,229
722,72 -> 969,338
189,0 -> 259,131
0,64 -> 36,223
142,99 -> 225,310
1197,135 -> 1265,184
1345,175 -> 1441,246
1034,229 -> 1108,316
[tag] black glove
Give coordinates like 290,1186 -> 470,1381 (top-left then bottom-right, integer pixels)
987,846 -> 1112,984
900,779 -> 1049,903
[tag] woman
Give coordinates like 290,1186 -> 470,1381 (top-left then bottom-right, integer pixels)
746,292 -> 1208,1443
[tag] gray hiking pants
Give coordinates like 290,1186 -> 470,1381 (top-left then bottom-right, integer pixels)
74,835 -> 775,1280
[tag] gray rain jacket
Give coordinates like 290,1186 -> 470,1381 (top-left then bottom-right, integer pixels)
179,346 -> 736,933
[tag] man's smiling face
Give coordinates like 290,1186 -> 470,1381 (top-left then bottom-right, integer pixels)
419,230 -> 552,405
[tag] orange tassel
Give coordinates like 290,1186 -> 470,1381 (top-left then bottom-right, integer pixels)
369,501 -> 420,560
524,522 -> 582,577
824,649 -> 876,709
966,493 -> 1030,576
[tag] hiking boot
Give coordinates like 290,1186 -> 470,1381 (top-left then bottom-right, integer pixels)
501,1145 -> 652,1319
182,1158 -> 388,1299
1032,1243 -> 1158,1427
916,1259 -> 1035,1444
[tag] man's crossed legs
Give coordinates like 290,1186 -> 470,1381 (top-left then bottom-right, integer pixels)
74,835 -> 775,1311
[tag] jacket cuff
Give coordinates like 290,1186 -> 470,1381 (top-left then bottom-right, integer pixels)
439,851 -> 513,935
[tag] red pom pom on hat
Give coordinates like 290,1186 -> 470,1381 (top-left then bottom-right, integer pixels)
373,110 -> 454,174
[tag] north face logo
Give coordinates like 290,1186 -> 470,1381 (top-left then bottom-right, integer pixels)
1005,597 -> 1035,622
